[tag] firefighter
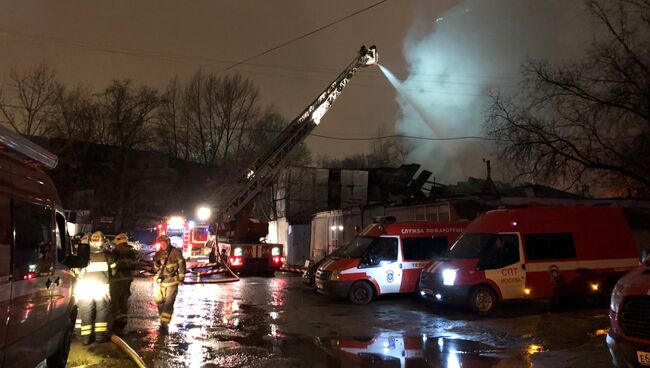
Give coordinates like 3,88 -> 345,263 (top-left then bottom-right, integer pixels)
77,231 -> 112,344
153,234 -> 186,328
109,233 -> 137,334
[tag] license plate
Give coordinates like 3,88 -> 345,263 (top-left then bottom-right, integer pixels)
421,288 -> 434,295
638,351 -> 650,366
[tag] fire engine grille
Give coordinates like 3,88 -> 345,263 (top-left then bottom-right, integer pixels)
620,296 -> 650,339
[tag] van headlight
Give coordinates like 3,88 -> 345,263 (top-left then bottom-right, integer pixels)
74,279 -> 109,301
442,269 -> 457,286
330,270 -> 340,281
610,284 -> 623,314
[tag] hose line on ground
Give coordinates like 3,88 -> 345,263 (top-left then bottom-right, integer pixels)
111,334 -> 147,368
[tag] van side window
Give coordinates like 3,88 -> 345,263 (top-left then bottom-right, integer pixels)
367,238 -> 398,262
55,212 -> 68,263
524,233 -> 577,260
13,201 -> 54,278
0,195 -> 11,276
477,234 -> 519,270
402,237 -> 449,260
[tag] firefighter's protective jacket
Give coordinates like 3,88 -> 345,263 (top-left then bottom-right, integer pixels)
110,243 -> 137,282
79,252 -> 111,295
153,247 -> 186,286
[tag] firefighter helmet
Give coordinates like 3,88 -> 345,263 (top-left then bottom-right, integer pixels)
114,233 -> 129,245
89,231 -> 105,252
157,234 -> 170,244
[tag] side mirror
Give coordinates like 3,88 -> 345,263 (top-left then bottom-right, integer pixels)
66,243 -> 90,268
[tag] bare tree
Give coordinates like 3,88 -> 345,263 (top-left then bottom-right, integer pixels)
486,0 -> 650,193
45,86 -> 101,141
100,79 -> 159,231
158,77 -> 184,159
0,63 -> 61,135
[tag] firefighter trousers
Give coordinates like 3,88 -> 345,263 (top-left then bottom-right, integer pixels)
110,280 -> 132,332
78,296 -> 110,344
155,284 -> 178,325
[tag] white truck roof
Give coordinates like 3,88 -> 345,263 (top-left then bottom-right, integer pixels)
0,124 -> 58,169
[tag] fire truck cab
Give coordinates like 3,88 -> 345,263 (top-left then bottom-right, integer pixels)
419,206 -> 640,316
157,217 -> 211,259
316,219 -> 469,304
0,126 -> 89,367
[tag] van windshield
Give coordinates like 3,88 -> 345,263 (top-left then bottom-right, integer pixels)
338,236 -> 378,258
445,233 -> 497,259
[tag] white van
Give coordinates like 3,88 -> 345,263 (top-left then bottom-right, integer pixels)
0,126 -> 89,367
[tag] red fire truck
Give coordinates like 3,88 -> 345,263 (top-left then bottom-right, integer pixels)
156,216 -> 211,259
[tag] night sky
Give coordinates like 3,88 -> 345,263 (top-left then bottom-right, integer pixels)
0,0 -> 590,183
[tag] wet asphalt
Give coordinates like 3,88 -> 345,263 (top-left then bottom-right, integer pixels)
66,273 -> 615,367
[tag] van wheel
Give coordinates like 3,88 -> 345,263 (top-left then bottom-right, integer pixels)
349,281 -> 374,305
47,321 -> 72,368
469,286 -> 497,316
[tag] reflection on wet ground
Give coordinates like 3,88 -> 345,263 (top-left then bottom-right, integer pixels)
120,275 -> 613,367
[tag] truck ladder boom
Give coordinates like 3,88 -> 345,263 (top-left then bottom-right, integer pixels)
220,45 -> 378,221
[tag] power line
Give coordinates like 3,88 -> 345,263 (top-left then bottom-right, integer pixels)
0,26 -> 521,88
220,0 -> 391,72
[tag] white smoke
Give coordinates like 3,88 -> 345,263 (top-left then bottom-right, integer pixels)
395,0 -> 592,183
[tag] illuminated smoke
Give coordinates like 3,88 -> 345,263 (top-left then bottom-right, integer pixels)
394,0 -> 591,182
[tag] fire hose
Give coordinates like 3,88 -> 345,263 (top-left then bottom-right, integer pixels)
111,334 -> 147,368
182,260 -> 240,284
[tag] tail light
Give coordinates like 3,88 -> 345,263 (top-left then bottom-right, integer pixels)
23,272 -> 36,280
273,256 -> 281,264
230,256 -> 243,266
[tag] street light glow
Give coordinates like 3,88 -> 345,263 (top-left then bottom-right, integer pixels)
197,207 -> 212,221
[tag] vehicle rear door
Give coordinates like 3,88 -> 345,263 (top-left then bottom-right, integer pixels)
6,200 -> 55,365
0,195 -> 12,365
362,236 -> 402,294
400,236 -> 449,293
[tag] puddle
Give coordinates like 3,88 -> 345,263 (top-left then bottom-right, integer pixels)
317,334 -> 513,368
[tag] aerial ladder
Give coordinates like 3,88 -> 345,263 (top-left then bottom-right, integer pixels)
217,45 -> 378,236
191,45 -> 378,279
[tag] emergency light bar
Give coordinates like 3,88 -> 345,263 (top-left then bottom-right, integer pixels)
0,124 -> 58,169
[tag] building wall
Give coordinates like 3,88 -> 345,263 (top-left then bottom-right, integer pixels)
274,167 -> 369,224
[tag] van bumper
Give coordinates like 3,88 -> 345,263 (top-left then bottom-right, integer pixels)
316,279 -> 353,298
606,329 -> 650,367
419,274 -> 472,304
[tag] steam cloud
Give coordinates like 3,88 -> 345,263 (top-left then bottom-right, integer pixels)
394,0 -> 592,183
